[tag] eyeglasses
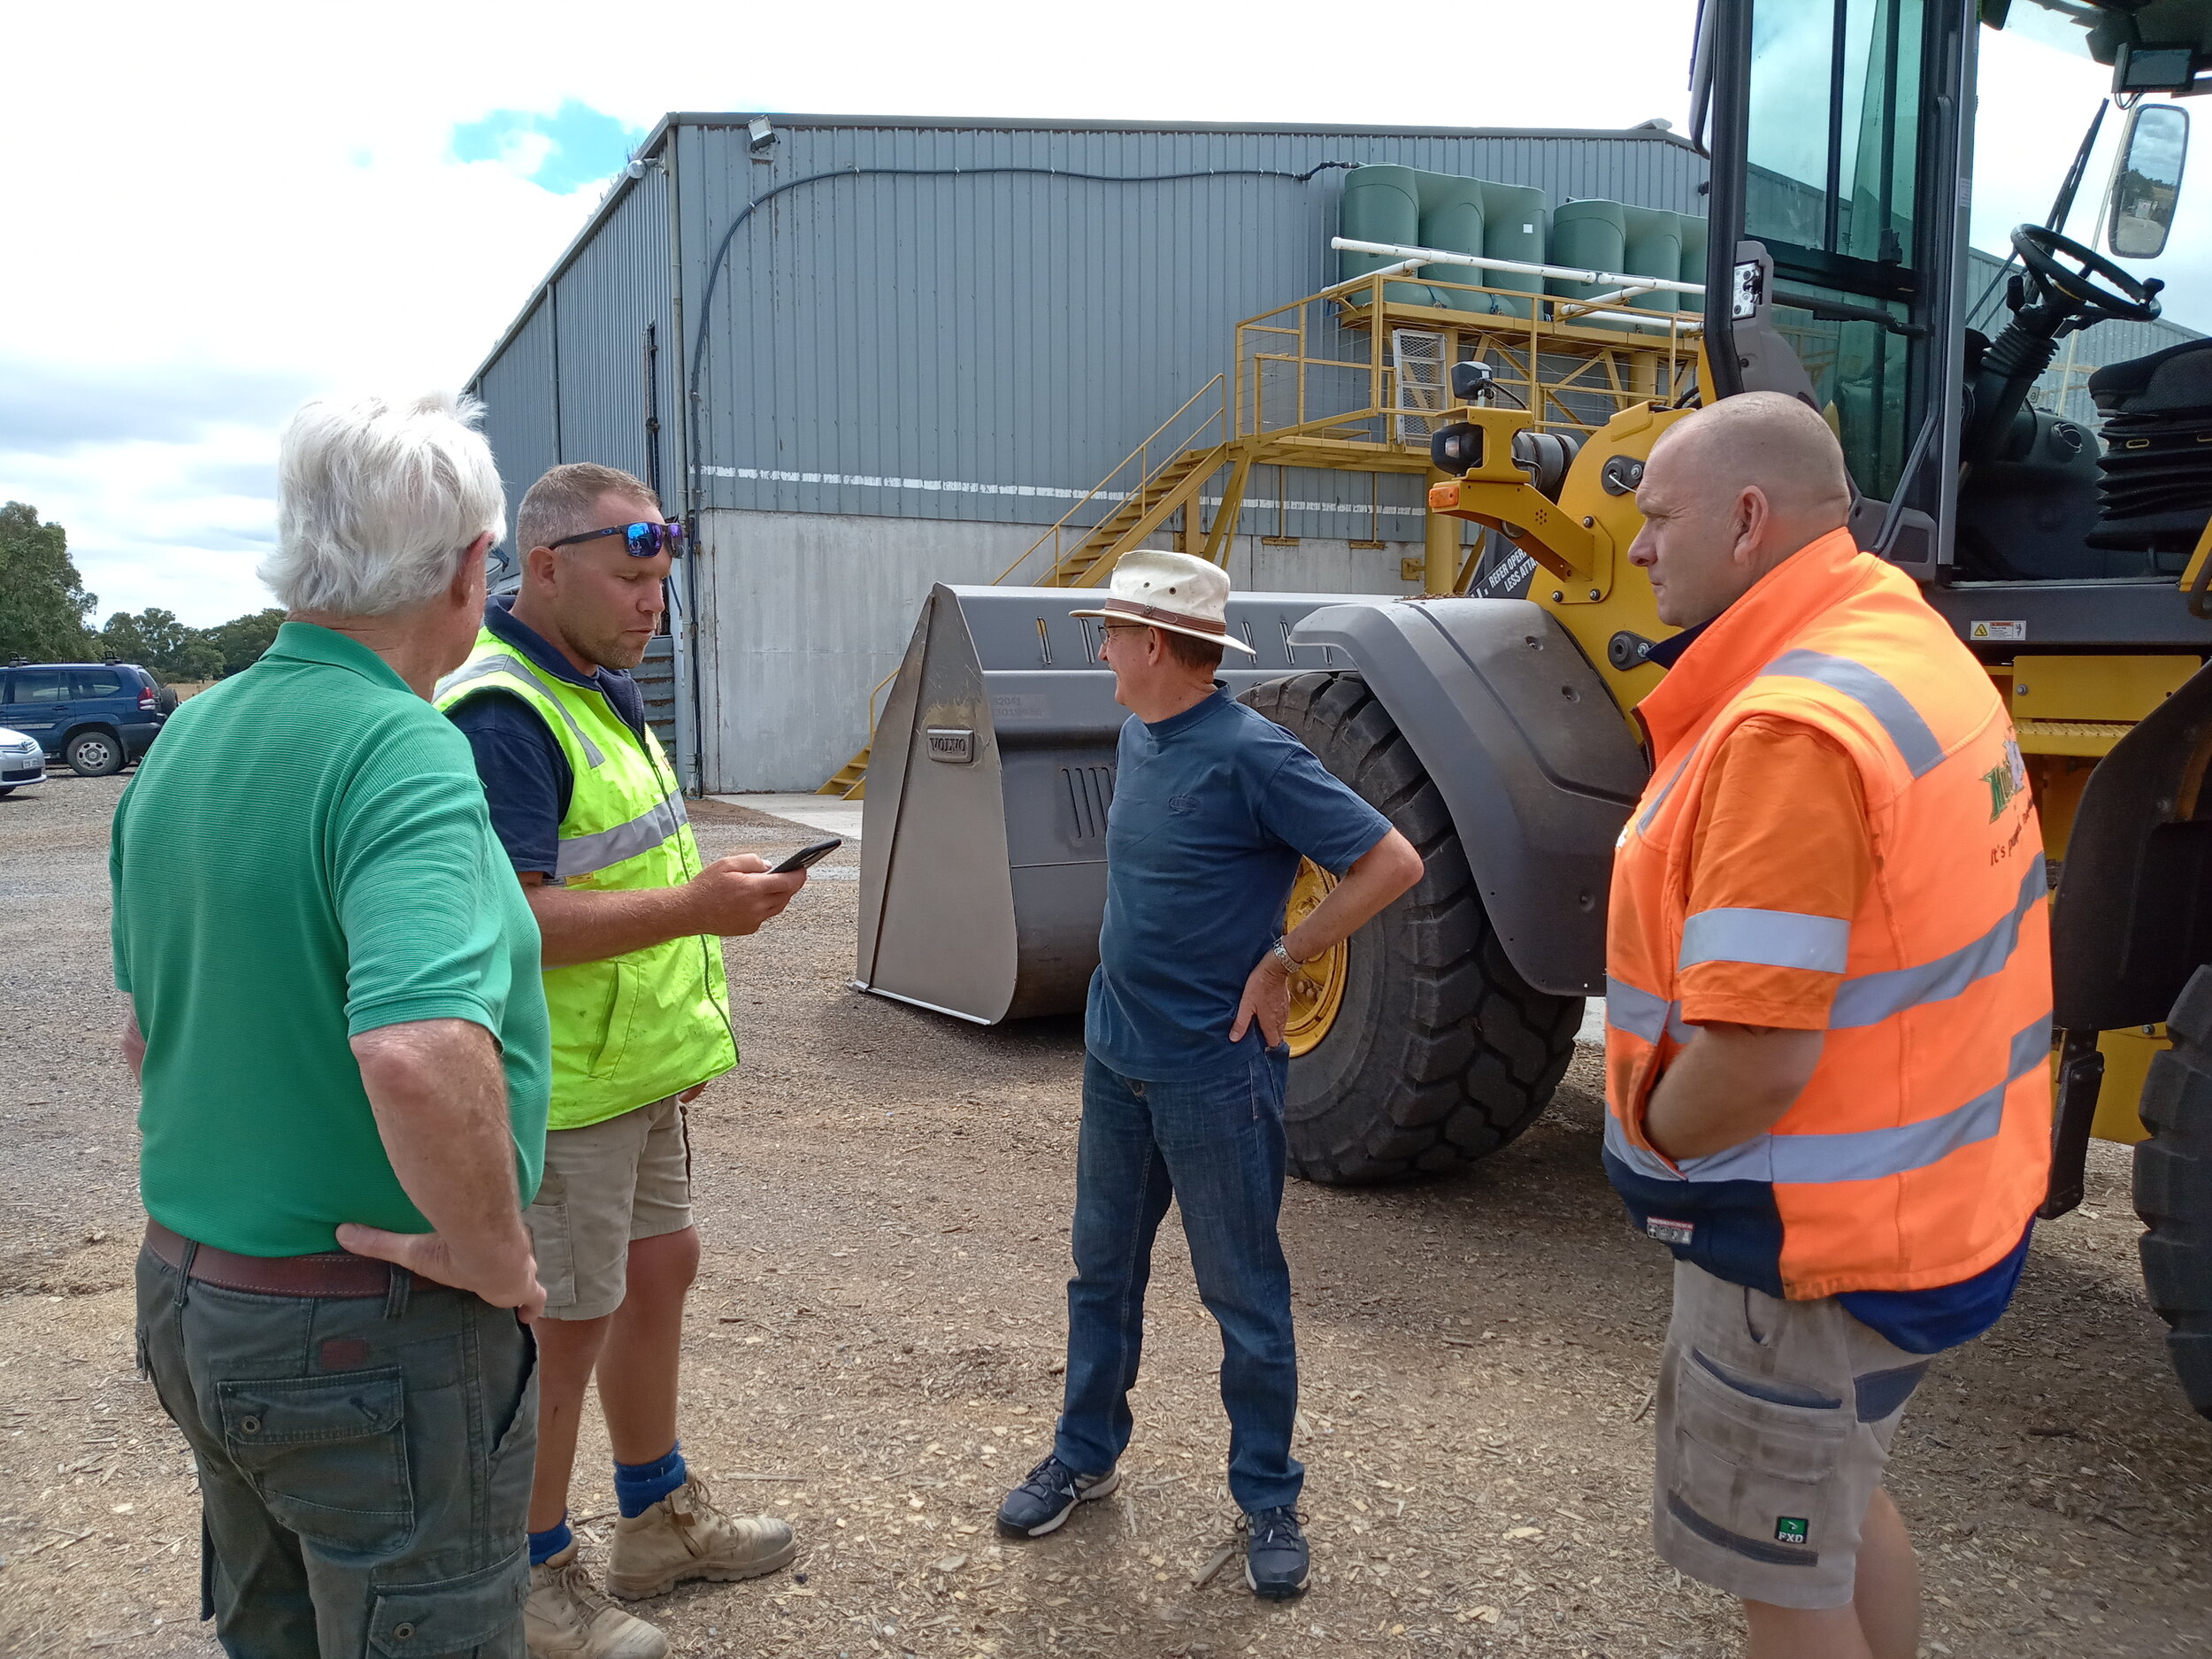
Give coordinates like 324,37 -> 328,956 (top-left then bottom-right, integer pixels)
546,519 -> 686,558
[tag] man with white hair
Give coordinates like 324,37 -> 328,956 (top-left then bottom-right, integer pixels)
117,392 -> 552,1655
997,550 -> 1424,1600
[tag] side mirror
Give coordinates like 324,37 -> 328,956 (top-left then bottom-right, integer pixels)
2108,103 -> 2189,260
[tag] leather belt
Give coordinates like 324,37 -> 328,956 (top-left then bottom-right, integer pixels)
145,1219 -> 396,1299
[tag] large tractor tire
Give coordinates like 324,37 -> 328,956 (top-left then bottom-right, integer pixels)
1241,672 -> 1585,1185
2138,965 -> 2212,1418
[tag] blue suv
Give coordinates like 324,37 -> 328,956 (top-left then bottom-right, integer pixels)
0,661 -> 168,776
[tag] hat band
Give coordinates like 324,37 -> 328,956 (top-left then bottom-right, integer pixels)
1102,595 -> 1227,637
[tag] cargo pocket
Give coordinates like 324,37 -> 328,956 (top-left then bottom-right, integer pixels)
588,963 -> 641,1079
1666,1351 -> 1847,1570
368,1547 -> 529,1656
218,1370 -> 412,1554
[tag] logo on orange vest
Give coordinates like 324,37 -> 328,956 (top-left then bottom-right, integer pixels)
1982,734 -> 2028,822
1646,1216 -> 1695,1246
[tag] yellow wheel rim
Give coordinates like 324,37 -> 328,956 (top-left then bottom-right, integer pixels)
1283,858 -> 1349,1058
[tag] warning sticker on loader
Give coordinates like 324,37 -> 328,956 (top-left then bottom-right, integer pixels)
1970,619 -> 2026,641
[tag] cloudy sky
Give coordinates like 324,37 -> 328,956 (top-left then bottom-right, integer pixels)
3,1 -> 2200,626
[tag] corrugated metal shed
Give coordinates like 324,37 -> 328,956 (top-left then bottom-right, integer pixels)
664,116 -> 1709,541
470,113 -> 2200,546
469,115 -> 1717,547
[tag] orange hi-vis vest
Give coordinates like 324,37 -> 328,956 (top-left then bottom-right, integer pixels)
1602,528 -> 2054,1302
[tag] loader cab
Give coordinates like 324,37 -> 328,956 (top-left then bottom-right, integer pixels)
1696,0 -> 2208,590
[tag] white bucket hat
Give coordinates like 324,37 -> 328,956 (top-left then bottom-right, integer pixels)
1068,549 -> 1257,655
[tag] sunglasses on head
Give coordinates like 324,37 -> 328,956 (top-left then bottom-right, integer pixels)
547,519 -> 686,557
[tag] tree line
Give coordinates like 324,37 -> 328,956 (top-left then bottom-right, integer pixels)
0,502 -> 286,683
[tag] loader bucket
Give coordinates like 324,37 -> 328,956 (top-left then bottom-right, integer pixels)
854,582 -> 1382,1024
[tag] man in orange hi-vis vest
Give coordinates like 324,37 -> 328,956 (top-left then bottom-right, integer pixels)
1605,393 -> 2051,1659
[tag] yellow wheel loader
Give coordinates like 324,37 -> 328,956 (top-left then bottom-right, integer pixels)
856,0 -> 2212,1416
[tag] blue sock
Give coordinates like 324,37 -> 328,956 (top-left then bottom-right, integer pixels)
528,1515 -> 572,1566
614,1442 -> 687,1518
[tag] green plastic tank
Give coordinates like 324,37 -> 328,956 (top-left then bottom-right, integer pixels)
1546,201 -> 1706,332
1337,166 -> 1551,318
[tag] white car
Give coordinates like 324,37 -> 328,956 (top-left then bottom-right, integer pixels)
0,726 -> 47,796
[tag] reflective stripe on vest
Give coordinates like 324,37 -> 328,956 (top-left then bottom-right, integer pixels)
438,652 -> 606,768
557,793 -> 687,881
1609,862 -> 2048,1044
1604,1012 -> 2051,1186
1762,649 -> 1946,778
1602,530 -> 2053,1299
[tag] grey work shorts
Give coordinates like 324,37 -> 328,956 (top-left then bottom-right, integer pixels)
525,1094 -> 693,1322
1652,1260 -> 1934,1609
135,1244 -> 537,1657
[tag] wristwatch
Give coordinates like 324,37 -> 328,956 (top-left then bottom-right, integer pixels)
1270,935 -> 1302,974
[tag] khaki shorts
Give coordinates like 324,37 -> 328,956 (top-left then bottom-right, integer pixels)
526,1094 -> 693,1322
1653,1260 -> 1934,1609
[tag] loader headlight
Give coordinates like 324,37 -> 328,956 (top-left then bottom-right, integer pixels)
1431,421 -> 1482,477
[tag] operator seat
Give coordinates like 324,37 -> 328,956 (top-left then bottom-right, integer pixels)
2087,336 -> 2212,563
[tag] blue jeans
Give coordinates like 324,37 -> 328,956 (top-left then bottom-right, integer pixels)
1055,1047 -> 1303,1513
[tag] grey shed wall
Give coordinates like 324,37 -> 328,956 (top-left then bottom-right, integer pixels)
669,116 -> 1709,542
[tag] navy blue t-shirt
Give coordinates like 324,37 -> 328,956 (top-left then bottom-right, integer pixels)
446,596 -> 650,880
1086,687 -> 1393,1081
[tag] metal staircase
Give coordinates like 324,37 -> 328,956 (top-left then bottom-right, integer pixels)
1038,442 -> 1227,588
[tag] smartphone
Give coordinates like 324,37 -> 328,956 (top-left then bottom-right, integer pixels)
768,835 -> 842,874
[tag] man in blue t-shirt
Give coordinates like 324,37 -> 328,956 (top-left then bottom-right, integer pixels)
995,552 -> 1424,1600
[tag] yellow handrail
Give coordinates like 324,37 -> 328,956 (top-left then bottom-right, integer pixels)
1232,267 -> 1701,440
864,665 -> 898,742
989,373 -> 1227,586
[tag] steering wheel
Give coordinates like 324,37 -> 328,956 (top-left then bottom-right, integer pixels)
2010,224 -> 2163,326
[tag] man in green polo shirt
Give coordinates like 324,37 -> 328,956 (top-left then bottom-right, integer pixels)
116,391 -> 551,1659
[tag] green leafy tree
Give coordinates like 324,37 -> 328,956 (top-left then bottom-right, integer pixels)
100,608 -> 224,682
206,607 -> 287,676
0,502 -> 97,660
170,636 -> 226,681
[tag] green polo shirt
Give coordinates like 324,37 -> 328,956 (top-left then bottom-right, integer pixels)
111,622 -> 549,1256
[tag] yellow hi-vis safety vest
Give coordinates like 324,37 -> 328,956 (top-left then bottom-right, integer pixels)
436,629 -> 735,1130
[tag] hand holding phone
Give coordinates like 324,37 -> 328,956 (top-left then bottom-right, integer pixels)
770,836 -> 842,874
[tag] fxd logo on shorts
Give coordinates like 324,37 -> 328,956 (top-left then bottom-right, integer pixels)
1775,1517 -> 1810,1546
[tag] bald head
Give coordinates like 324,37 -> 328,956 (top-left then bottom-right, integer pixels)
1626,392 -> 1855,629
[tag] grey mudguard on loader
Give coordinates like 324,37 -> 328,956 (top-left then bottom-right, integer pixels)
1287,598 -> 1650,996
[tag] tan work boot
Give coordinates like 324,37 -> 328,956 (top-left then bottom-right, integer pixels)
607,1473 -> 798,1600
526,1542 -> 670,1659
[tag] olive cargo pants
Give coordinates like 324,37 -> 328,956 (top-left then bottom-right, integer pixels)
135,1246 -> 538,1657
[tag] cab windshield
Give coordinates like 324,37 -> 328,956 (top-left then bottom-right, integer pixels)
1741,0 -> 1927,498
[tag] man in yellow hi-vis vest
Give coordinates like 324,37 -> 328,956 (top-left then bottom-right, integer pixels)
439,463 -> 804,1659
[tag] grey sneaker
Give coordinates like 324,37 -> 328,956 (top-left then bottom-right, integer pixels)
996,1453 -> 1120,1538
1243,1507 -> 1310,1600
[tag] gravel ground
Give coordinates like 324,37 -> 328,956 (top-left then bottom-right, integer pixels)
1,772 -> 2208,1658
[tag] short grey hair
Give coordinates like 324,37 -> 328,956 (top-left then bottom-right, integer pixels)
515,462 -> 661,557
261,391 -> 506,616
